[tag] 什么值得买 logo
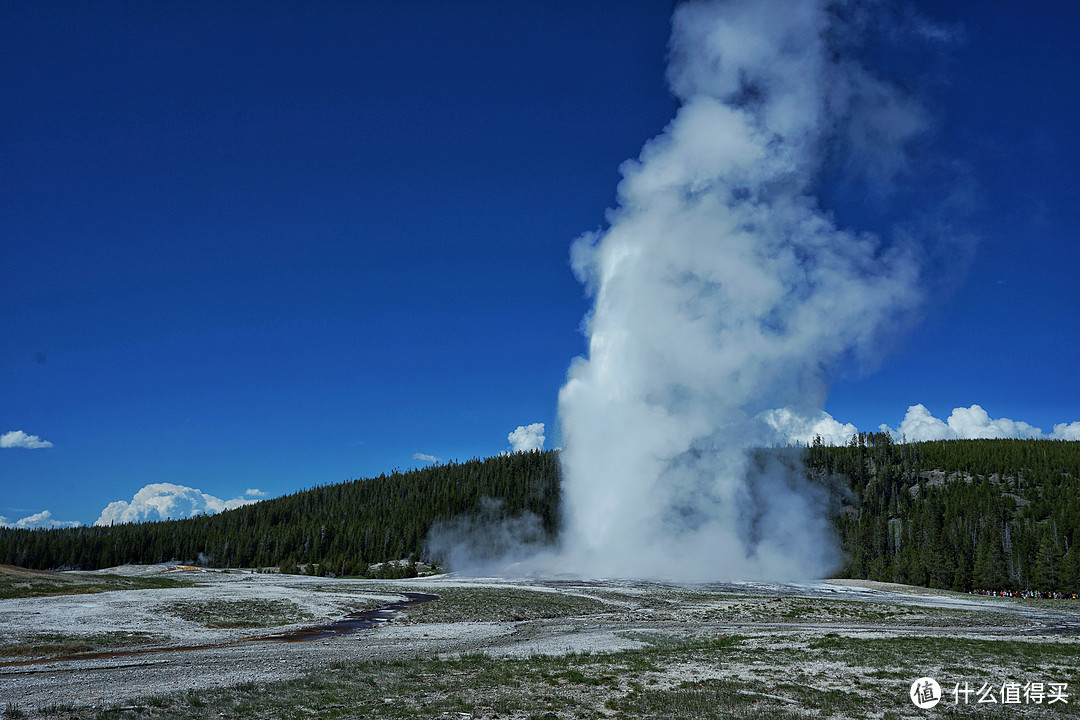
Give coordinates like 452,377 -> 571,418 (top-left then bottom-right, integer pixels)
910,677 -> 942,709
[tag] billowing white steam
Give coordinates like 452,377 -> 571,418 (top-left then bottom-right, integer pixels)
556,0 -> 931,581
762,407 -> 858,446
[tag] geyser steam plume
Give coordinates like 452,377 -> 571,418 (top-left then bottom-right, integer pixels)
556,0 -> 934,581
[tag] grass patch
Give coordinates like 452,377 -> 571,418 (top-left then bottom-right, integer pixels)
8,579 -> 1075,719
68,624 -> 1080,720
807,634 -> 1080,671
0,631 -> 167,659
687,595 -> 1019,628
398,586 -> 611,623
90,652 -> 631,719
156,598 -> 313,628
576,586 -> 1021,628
31,703 -> 78,718
0,566 -> 190,599
614,679 -> 805,720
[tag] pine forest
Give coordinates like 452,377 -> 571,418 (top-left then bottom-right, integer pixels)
2,438 -> 1079,595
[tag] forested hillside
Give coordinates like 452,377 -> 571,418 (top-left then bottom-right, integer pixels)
812,434 -> 1080,593
0,450 -> 559,576
2,438 -> 1079,594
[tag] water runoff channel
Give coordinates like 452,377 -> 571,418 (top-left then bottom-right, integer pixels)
0,592 -> 439,669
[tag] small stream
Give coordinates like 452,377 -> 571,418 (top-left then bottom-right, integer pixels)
254,592 -> 438,642
0,592 -> 439,668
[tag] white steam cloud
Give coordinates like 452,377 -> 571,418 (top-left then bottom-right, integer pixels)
762,408 -> 858,447
508,423 -> 546,453
413,452 -> 442,465
555,0 -> 940,582
425,498 -> 549,576
1,430 -> 53,449
94,483 -> 259,527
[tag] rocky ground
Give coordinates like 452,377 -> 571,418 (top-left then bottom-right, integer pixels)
1,566 -> 1079,718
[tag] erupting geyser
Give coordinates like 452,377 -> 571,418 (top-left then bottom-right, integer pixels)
556,0 -> 933,581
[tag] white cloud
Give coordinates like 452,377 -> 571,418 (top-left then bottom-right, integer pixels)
761,408 -> 857,446
413,452 -> 441,465
883,404 -> 1062,442
946,405 -> 1043,440
1,430 -> 53,449
1053,422 -> 1080,441
507,423 -> 545,453
93,483 -> 258,527
244,488 -> 267,497
882,403 -> 951,441
762,404 -> 1080,446
0,510 -> 80,529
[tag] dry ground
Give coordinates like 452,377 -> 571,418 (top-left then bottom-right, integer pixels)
1,566 -> 1079,718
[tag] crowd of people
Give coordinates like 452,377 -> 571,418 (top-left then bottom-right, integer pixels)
969,589 -> 1077,600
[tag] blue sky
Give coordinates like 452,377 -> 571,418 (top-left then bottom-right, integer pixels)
3,1 -> 1078,529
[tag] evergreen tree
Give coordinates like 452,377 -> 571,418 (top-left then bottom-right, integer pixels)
3,439 -> 1080,596
1062,534 -> 1080,594
973,522 -> 1009,589
1034,527 -> 1064,591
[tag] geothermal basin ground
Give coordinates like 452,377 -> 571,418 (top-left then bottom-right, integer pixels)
2,565 -> 1079,719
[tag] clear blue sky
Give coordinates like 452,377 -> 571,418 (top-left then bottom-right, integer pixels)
3,1 -> 1078,528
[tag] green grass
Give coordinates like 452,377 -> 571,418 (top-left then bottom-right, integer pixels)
684,595 -> 1019,628
7,578 -> 1076,719
574,586 -> 1022,628
156,598 -> 314,629
806,634 -> 1080,671
0,631 -> 167,659
28,703 -> 78,718
62,627 -> 1080,720
0,566 -> 191,600
613,680 -> 806,720
397,586 -> 611,623
80,636 -> 743,719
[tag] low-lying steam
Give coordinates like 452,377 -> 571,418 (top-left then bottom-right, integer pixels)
555,0 -> 936,581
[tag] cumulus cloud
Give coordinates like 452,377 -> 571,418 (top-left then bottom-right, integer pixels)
507,423 -> 545,453
93,483 -> 258,527
763,404 -> 1080,445
1,430 -> 53,449
883,404 -> 1080,442
948,405 -> 1045,439
244,488 -> 267,497
0,510 -> 81,530
1053,422 -> 1080,441
880,403 -> 949,441
413,452 -> 442,465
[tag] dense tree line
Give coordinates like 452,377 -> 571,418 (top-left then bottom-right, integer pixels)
0,450 -> 560,576
809,434 -> 1080,593
3,439 -> 1078,594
